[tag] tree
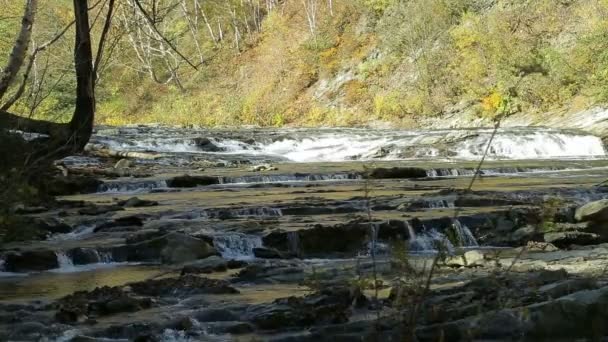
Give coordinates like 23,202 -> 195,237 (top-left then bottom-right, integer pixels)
0,0 -> 112,168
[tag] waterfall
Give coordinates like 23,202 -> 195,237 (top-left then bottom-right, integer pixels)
408,220 -> 478,252
287,231 -> 301,256
451,219 -> 479,247
97,180 -> 168,193
409,228 -> 455,253
98,251 -> 114,263
406,221 -> 416,240
212,233 -> 263,260
222,173 -> 361,184
55,252 -> 75,270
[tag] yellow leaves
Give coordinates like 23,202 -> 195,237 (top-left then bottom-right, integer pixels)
481,91 -> 503,113
343,79 -> 367,105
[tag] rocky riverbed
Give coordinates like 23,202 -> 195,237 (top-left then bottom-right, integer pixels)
2,126 -> 608,341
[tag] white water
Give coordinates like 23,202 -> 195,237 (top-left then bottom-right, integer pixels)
409,220 -> 478,253
212,233 -> 263,260
51,224 -> 96,240
90,127 -> 607,162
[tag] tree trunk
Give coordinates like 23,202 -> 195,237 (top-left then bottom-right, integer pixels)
0,0 -> 99,167
68,0 -> 96,153
0,0 -> 38,102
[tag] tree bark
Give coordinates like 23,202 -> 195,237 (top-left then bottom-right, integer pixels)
0,0 -> 38,102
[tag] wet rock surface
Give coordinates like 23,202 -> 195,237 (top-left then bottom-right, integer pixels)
3,127 -> 608,340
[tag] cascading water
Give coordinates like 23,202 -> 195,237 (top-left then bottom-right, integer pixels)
408,220 -> 478,253
55,252 -> 75,270
287,231 -> 301,256
212,233 -> 263,260
88,126 -> 607,163
97,180 -> 168,193
451,220 -> 479,247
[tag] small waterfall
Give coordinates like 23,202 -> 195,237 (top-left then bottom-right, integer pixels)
170,207 -> 283,220
55,252 -> 75,269
222,173 -> 361,184
287,231 -> 301,256
212,233 -> 263,260
451,219 -> 479,247
0,256 -> 5,272
405,221 -> 417,241
408,220 -> 478,252
363,222 -> 389,256
51,224 -> 95,241
97,180 -> 168,193
409,228 -> 455,253
98,251 -> 114,263
207,207 -> 283,218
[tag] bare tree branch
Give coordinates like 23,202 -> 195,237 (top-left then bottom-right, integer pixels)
1,20 -> 75,111
133,0 -> 199,70
94,0 -> 116,76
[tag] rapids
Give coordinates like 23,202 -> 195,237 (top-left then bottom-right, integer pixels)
88,126 -> 607,162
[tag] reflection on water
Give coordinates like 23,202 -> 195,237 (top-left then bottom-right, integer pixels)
0,265 -> 165,302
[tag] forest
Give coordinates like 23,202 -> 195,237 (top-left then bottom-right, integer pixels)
2,0 -> 608,127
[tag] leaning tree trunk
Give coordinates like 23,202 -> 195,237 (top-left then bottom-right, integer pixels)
0,0 -> 38,102
0,0 -> 99,169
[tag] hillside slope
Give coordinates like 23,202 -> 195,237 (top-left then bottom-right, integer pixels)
3,0 -> 608,130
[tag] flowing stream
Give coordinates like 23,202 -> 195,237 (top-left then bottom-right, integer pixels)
2,125 -> 608,341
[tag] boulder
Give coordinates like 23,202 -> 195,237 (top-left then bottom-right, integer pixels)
127,232 -> 218,263
544,231 -> 600,248
114,159 -> 133,169
575,199 -> 608,222
68,248 -> 101,265
510,225 -> 539,243
3,250 -> 59,272
44,176 -> 103,196
524,286 -> 608,339
56,286 -> 152,323
193,137 -> 224,152
166,175 -> 220,188
245,286 -> 360,330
